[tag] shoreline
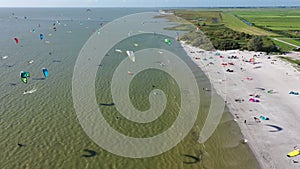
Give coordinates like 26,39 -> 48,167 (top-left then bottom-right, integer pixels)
181,41 -> 300,169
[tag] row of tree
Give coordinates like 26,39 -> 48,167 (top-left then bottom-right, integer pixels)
200,25 -> 278,52
179,24 -> 279,53
247,36 -> 279,53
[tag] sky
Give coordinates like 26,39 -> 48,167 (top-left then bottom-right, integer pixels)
1,0 -> 300,7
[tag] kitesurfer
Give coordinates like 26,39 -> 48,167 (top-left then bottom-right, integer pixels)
17,143 -> 25,147
254,117 -> 261,123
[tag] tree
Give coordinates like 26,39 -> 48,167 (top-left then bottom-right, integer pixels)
245,34 -> 251,39
248,36 -> 263,51
241,32 -> 246,37
212,40 -> 240,50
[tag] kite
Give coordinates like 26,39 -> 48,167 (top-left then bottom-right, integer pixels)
126,50 -> 135,62
14,37 -> 19,44
42,68 -> 49,78
40,33 -> 44,40
20,71 -> 30,84
164,38 -> 171,45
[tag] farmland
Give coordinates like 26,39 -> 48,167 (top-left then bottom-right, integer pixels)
230,9 -> 300,33
225,9 -> 300,51
221,12 -> 278,36
276,38 -> 300,46
164,8 -> 300,52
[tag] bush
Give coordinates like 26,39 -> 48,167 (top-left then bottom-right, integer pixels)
212,39 -> 240,50
294,48 -> 300,51
248,36 -> 263,51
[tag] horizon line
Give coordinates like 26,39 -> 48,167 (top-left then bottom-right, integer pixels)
1,6 -> 300,8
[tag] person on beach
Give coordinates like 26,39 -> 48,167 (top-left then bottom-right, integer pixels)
254,117 -> 261,123
235,114 -> 239,119
294,145 -> 299,150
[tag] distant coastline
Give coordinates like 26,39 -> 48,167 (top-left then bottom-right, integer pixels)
0,6 -> 300,8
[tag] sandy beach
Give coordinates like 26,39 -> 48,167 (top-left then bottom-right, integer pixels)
182,41 -> 300,169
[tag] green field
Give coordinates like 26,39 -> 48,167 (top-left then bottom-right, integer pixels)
228,9 -> 300,51
221,12 -> 278,36
164,8 -> 300,52
230,9 -> 300,33
173,10 -> 222,24
273,40 -> 295,52
277,38 -> 300,46
172,9 -> 276,36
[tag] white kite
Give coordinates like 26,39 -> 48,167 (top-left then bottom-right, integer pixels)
126,50 -> 135,62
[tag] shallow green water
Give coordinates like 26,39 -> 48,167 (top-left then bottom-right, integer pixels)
0,8 -> 259,169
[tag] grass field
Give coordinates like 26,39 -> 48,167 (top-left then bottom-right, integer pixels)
163,8 -> 300,52
229,9 -> 300,51
277,38 -> 300,46
172,9 -> 277,37
272,40 -> 295,52
221,12 -> 278,36
230,9 -> 300,33
173,10 -> 222,25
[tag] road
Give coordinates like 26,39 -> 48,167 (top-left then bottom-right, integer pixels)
273,38 -> 300,49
